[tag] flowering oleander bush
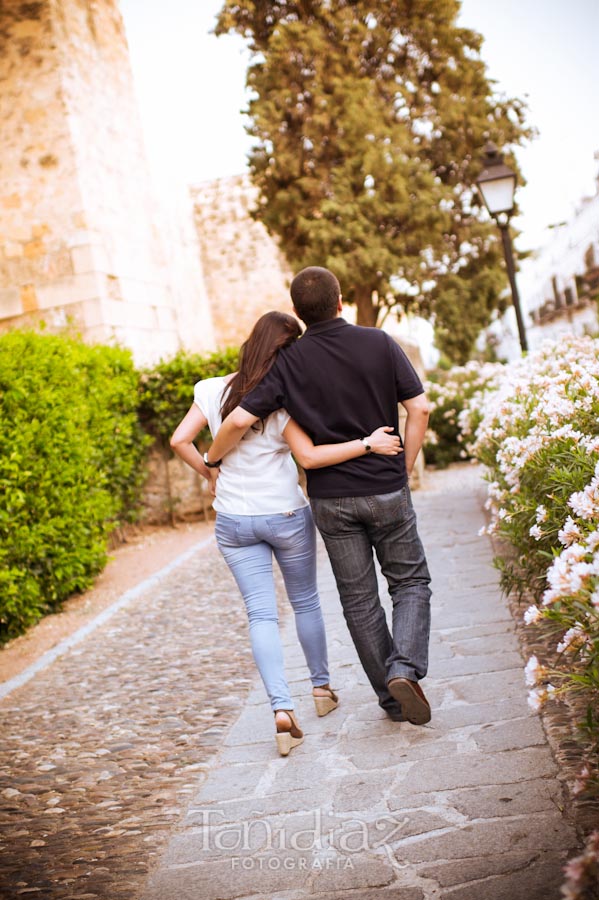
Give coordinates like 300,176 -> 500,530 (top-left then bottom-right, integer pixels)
456,335 -> 599,816
423,361 -> 504,467
561,830 -> 599,900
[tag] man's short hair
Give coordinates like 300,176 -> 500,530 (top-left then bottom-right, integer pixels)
290,267 -> 340,326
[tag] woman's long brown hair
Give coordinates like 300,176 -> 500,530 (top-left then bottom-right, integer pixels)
220,311 -> 302,422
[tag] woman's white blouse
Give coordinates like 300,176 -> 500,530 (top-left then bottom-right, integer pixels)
194,376 -> 309,515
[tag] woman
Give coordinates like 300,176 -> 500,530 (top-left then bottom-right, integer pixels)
170,312 -> 400,756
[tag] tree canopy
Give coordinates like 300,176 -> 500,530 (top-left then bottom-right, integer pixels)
215,0 -> 533,362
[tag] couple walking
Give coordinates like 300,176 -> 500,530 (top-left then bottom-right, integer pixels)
171,266 -> 432,756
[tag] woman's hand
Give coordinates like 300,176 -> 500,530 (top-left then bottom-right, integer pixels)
367,426 -> 402,456
283,419 -> 402,469
207,467 -> 219,496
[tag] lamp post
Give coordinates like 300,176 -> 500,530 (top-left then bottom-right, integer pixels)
475,141 -> 528,353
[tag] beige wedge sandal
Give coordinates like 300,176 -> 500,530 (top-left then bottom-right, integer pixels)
312,684 -> 339,717
274,709 -> 304,756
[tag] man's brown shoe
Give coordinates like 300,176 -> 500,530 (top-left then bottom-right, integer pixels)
387,677 -> 431,725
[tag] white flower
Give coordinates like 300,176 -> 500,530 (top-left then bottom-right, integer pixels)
528,684 -> 556,711
524,605 -> 542,625
569,479 -> 599,521
535,505 -> 548,524
542,587 -> 560,606
558,516 -> 582,547
570,562 -> 595,591
524,655 -> 542,686
527,687 -> 543,711
584,435 -> 599,453
529,524 -> 543,541
572,766 -> 591,796
556,625 -> 586,654
562,543 -> 587,563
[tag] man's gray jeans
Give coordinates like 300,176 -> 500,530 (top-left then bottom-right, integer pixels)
311,485 -> 431,716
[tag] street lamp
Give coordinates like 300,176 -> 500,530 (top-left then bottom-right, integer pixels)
475,141 -> 528,353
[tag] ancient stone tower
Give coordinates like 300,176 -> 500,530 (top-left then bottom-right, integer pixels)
191,175 -> 294,347
0,0 -> 214,363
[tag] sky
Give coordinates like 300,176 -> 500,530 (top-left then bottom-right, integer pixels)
120,0 -> 599,254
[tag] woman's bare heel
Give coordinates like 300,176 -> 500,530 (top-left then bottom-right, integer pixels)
274,710 -> 304,756
312,685 -> 339,717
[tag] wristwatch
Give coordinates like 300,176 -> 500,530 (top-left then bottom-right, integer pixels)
361,437 -> 372,454
203,451 -> 222,469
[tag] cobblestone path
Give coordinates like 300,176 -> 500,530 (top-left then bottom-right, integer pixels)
144,467 -> 580,900
0,540 -> 264,899
1,467 -> 581,900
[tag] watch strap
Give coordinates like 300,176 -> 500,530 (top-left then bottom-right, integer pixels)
203,451 -> 222,468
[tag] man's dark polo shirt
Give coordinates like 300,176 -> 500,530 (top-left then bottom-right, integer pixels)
241,317 -> 424,498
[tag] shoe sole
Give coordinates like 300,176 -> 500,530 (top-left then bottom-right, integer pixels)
275,732 -> 304,756
387,679 -> 431,725
313,695 -> 338,717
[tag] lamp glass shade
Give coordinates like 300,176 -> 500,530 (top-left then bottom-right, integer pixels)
477,173 -> 516,216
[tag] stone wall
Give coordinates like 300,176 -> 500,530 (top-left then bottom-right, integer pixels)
191,175 -> 294,347
141,445 -> 214,525
0,0 -> 214,364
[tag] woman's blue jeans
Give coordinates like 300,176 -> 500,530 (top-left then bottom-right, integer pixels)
214,505 -> 330,712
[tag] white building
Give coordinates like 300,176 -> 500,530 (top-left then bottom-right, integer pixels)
489,168 -> 599,361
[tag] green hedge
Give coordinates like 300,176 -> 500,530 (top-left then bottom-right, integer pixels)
137,347 -> 239,447
0,332 -> 150,642
0,336 -> 239,643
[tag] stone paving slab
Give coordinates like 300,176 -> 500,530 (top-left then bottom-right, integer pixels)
142,467 -> 580,900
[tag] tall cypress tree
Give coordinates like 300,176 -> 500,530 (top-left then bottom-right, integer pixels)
216,0 -> 532,361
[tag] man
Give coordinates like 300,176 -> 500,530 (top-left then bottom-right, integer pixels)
207,267 -> 432,724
